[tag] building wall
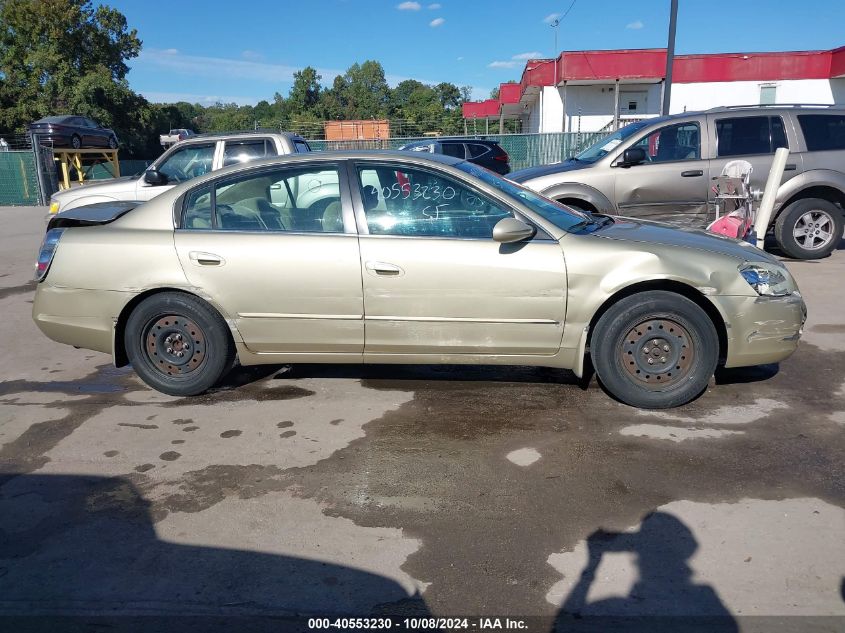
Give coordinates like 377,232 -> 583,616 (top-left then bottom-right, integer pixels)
668,79 -> 836,113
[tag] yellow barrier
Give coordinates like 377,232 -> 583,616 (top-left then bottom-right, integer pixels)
54,149 -> 121,190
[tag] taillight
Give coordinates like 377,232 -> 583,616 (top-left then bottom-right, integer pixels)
493,149 -> 509,162
35,228 -> 64,281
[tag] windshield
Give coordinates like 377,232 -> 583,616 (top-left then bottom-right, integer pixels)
574,118 -> 660,163
455,161 -> 592,233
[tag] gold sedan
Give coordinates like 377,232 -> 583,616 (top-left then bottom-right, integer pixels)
33,152 -> 806,408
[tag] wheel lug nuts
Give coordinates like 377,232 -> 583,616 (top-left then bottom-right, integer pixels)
643,347 -> 650,353
176,351 -> 184,358
663,345 -> 669,351
647,358 -> 654,364
165,337 -> 172,344
166,347 -> 173,354
660,356 -> 666,362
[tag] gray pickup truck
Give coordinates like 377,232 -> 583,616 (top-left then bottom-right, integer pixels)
509,105 -> 845,259
49,131 -> 312,214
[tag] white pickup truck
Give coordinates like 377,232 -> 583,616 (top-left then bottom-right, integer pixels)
159,128 -> 195,147
49,132 -> 314,214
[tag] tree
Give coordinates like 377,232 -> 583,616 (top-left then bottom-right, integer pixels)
0,0 -> 141,133
342,60 -> 390,119
288,67 -> 322,117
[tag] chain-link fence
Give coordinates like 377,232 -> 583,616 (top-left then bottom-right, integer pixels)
0,151 -> 40,205
307,132 -> 603,171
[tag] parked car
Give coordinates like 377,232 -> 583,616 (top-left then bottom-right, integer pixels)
399,138 -> 511,175
160,128 -> 196,147
48,131 -> 313,214
33,151 -> 805,409
27,115 -> 119,150
509,105 -> 845,260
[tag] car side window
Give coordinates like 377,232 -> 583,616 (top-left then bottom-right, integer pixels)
716,116 -> 788,157
222,139 -> 272,167
182,165 -> 344,233
293,140 -> 311,153
466,143 -> 491,159
440,142 -> 466,159
798,114 -> 845,151
631,122 -> 701,163
157,144 -> 216,183
356,164 -> 513,238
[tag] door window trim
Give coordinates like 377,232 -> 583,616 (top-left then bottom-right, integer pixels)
713,114 -> 789,158
174,160 -> 355,234
347,160 -> 553,241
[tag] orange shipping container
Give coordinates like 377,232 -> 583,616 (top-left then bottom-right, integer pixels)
324,120 -> 390,141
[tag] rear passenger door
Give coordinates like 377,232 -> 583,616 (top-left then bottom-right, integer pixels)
173,162 -> 363,354
707,114 -> 801,206
221,138 -> 274,167
795,113 -> 845,176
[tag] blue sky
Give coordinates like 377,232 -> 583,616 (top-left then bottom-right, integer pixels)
102,0 -> 845,106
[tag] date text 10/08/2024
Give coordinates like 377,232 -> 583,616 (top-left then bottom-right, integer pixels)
307,617 -> 529,630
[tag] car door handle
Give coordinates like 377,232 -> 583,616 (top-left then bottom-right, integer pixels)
784,163 -> 797,171
365,261 -> 403,275
189,251 -> 224,266
681,170 -> 704,177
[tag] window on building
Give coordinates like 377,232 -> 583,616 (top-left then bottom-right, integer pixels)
759,85 -> 777,105
716,116 -> 788,157
798,115 -> 845,151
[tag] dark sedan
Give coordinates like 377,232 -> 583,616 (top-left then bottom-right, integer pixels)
399,138 -> 511,175
27,115 -> 119,150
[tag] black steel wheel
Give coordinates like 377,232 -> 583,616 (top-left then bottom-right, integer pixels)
774,198 -> 843,260
125,292 -> 234,396
591,291 -> 718,409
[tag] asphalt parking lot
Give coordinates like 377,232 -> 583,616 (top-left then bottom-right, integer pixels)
0,205 -> 843,632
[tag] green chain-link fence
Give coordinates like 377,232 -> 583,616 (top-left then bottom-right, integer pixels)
0,151 -> 39,205
306,132 -> 603,171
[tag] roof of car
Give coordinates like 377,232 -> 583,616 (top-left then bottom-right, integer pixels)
188,130 -> 308,141
400,137 -> 501,147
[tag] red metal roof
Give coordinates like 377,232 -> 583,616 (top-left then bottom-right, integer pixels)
463,46 -> 845,119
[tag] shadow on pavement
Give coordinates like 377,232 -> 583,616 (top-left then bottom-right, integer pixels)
554,512 -> 738,633
0,473 -> 428,632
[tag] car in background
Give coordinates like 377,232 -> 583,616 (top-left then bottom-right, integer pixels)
34,151 -> 805,409
49,131 -> 313,214
509,105 -> 845,260
160,128 -> 196,147
399,138 -> 510,175
27,115 -> 119,150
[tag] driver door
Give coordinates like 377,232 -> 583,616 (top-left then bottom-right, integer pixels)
136,142 -> 217,201
613,120 -> 710,228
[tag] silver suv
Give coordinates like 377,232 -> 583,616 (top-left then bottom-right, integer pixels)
49,131 -> 312,214
509,105 -> 845,259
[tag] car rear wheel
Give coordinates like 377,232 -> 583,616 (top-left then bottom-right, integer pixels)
591,291 -> 718,409
71,134 -> 81,149
125,292 -> 235,396
774,198 -> 843,260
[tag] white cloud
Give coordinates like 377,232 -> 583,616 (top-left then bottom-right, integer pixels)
240,50 -> 264,60
427,2 -> 441,8
142,91 -> 261,106
397,1 -> 421,9
162,48 -> 179,55
626,20 -> 644,29
456,56 -> 464,61
488,60 -> 519,69
543,13 -> 560,24
429,17 -> 445,27
512,51 -> 542,60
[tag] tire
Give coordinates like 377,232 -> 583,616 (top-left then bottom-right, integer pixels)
590,291 -> 719,409
108,136 -> 118,149
124,292 -> 235,396
773,198 -> 843,260
71,134 -> 81,149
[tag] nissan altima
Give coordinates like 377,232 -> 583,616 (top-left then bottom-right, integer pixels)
32,152 -> 806,408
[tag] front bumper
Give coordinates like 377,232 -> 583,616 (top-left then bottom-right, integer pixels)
710,293 -> 807,368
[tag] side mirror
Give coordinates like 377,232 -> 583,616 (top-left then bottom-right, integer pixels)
143,169 -> 168,186
620,147 -> 646,167
493,217 -> 535,243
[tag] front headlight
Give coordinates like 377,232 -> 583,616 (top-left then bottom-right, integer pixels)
739,262 -> 791,296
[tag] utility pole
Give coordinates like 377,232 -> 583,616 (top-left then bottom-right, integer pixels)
661,0 -> 678,116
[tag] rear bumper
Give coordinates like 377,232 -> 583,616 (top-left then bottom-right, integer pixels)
32,283 -> 134,357
711,293 -> 807,368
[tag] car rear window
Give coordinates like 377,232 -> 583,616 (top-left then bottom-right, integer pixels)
466,143 -> 491,159
797,114 -> 845,151
715,116 -> 788,157
293,140 -> 311,153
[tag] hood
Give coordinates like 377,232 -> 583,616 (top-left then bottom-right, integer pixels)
592,217 -> 777,263
53,175 -> 138,200
508,159 -> 592,183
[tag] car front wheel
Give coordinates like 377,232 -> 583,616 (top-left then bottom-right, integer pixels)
71,134 -> 81,149
125,292 -> 235,396
590,291 -> 719,409
774,198 -> 843,260
108,136 -> 118,149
